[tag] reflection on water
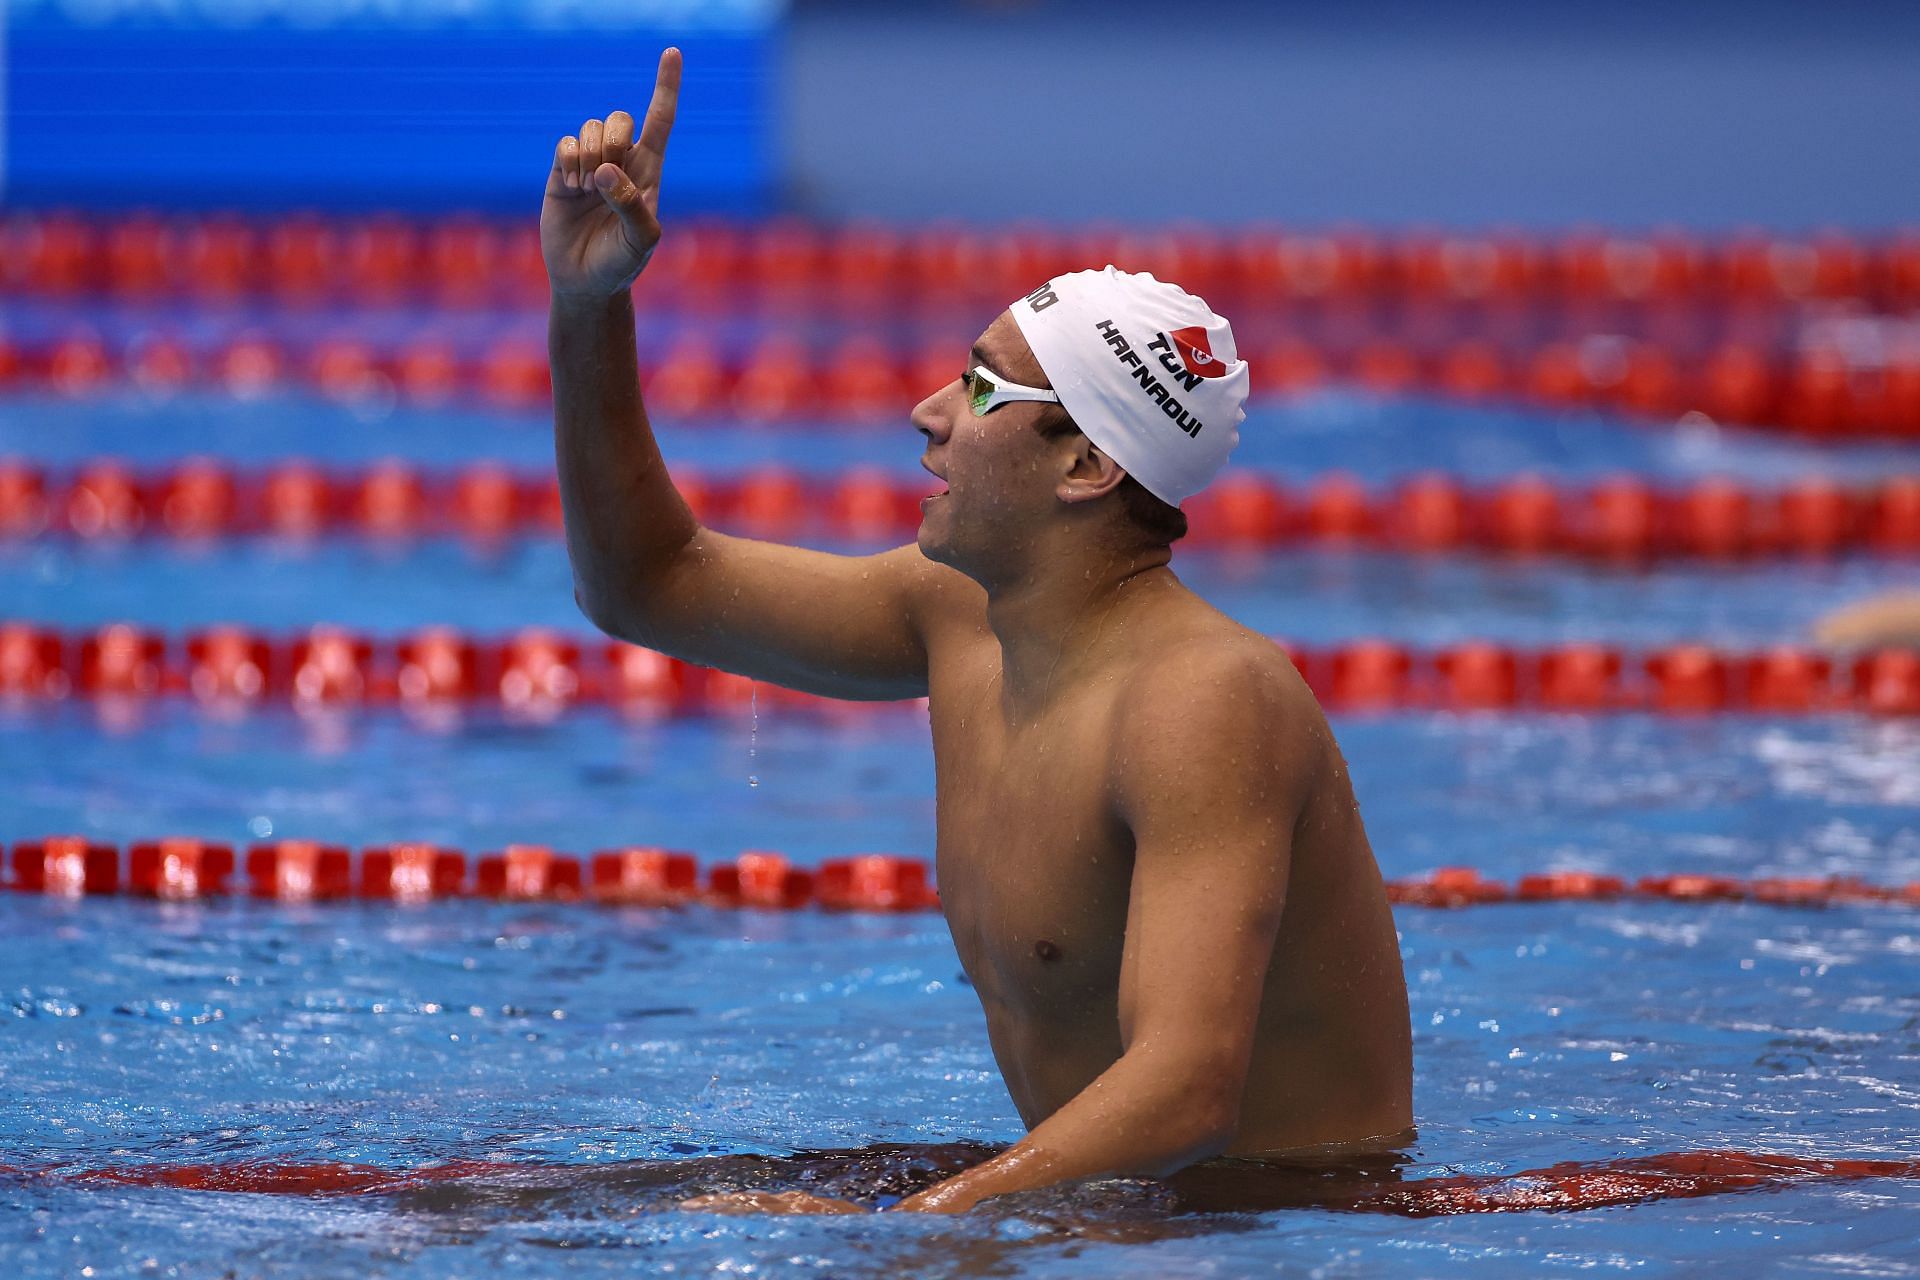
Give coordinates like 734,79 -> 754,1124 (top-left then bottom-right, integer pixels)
20,1137 -> 1916,1276
388,1140 -> 1417,1226
5,695 -> 1920,1276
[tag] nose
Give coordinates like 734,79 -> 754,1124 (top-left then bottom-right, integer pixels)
910,378 -> 959,443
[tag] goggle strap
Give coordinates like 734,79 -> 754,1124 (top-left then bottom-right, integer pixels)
968,367 -> 1062,415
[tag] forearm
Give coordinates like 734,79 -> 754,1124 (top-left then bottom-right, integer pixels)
1817,592 -> 1920,648
898,1050 -> 1236,1213
549,290 -> 698,633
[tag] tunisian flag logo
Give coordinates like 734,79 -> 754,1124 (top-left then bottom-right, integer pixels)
1169,326 -> 1232,378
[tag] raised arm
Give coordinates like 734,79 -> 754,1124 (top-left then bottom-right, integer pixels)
895,644 -> 1306,1212
542,50 -> 951,701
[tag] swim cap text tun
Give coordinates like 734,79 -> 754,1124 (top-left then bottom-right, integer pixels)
1007,266 -> 1250,506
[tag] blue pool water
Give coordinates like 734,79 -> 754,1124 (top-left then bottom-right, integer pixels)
5,386 -> 1919,484
4,394 -> 1920,1277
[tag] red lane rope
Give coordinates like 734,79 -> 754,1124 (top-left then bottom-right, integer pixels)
6,214 -> 1916,310
6,460 -> 1920,560
5,841 -> 904,909
3,622 -> 1916,717
5,331 -> 1918,439
1349,1150 -> 1920,1217
5,1158 -> 499,1197
6,838 -> 1919,911
8,215 -> 1918,435
5,1148 -> 1915,1216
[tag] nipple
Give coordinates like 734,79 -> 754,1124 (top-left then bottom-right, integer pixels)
1033,939 -> 1062,963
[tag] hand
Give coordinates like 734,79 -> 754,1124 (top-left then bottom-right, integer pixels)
678,1190 -> 868,1216
541,47 -> 681,299
893,1180 -> 984,1214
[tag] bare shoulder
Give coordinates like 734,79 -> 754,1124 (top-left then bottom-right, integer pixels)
1116,625 -> 1314,738
1109,624 -> 1325,810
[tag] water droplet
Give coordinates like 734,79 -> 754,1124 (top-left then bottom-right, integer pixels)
748,681 -> 760,788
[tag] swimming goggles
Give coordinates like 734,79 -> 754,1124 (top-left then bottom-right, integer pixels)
962,365 -> 1062,417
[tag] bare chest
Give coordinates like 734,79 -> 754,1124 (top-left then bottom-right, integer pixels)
926,661 -> 1134,1014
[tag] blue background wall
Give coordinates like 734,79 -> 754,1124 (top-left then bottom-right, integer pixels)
783,0 -> 1920,229
4,0 -> 1918,226
3,0 -> 778,213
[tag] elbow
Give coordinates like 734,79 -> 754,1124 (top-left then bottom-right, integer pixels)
569,527 -> 702,644
571,551 -> 691,647
572,583 -> 627,638
573,581 -> 660,648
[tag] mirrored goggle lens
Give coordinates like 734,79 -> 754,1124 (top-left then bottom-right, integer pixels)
965,368 -> 998,416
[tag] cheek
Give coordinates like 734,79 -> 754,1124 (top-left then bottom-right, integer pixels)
950,421 -> 1037,487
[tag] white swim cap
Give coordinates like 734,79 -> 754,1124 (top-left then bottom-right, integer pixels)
1007,266 -> 1250,506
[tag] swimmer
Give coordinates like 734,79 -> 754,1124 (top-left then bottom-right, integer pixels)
541,49 -> 1412,1214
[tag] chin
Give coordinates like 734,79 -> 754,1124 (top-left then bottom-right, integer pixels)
917,520 -> 988,582
916,523 -> 954,567
917,501 -> 1008,584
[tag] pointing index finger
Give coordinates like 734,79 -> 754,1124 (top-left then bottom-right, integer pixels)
636,47 -> 681,157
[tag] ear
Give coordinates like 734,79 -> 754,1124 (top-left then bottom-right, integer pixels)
1056,437 -> 1129,505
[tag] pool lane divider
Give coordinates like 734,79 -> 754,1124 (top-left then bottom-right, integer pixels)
8,459 -> 1920,561
4,622 -> 1917,717
7,216 -> 1920,438
2,1148 -> 1915,1216
7,838 -> 1919,912
10,214 -> 1914,311
8,841 -> 915,910
8,328 -> 1920,441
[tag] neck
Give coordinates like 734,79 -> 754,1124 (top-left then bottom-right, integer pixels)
978,530 -> 1178,718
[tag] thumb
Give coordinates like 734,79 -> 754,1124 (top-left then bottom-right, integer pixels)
593,163 -> 659,260
594,163 -> 648,219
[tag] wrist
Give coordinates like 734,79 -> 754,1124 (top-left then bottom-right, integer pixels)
894,1170 -> 991,1214
552,282 -> 633,305
550,285 -> 635,310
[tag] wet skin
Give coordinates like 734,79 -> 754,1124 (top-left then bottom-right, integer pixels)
543,52 -> 1412,1211
924,592 -> 1413,1154
916,320 -> 1413,1158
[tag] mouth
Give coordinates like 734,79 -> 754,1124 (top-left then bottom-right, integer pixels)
920,459 -> 949,503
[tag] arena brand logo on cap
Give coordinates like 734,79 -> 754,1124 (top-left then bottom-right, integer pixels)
1169,326 -> 1231,379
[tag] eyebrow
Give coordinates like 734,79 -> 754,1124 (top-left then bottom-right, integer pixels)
968,343 -> 1006,379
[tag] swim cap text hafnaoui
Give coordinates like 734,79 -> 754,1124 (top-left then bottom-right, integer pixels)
1007,266 -> 1250,506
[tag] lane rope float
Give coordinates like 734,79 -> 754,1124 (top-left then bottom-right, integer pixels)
7,838 -> 1920,911
4,329 -> 1917,439
3,622 -> 1916,717
6,459 -> 1920,560
6,212 -> 1915,310
9,214 -> 1918,434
